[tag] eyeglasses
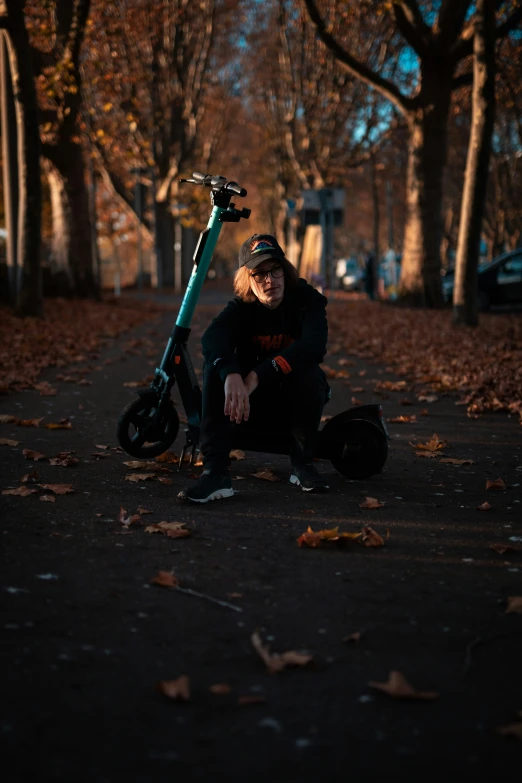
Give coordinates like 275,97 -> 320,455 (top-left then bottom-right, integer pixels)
251,265 -> 284,283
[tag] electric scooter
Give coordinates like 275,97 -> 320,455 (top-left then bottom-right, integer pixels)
116,172 -> 389,480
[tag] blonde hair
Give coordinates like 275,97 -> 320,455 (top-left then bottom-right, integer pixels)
233,258 -> 299,302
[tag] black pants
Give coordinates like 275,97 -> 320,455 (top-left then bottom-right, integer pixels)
200,363 -> 329,472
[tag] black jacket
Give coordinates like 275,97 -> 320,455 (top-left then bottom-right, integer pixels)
201,279 -> 328,386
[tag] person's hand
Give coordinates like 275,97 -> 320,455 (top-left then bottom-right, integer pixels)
224,373 -> 250,423
244,370 -> 259,396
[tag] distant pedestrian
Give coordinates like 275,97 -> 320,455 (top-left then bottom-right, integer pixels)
364,252 -> 376,300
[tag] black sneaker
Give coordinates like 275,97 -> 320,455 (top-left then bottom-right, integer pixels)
178,469 -> 234,503
289,463 -> 329,492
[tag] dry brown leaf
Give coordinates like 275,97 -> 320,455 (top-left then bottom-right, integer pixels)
16,418 -> 44,427
496,722 -> 522,740
369,670 -> 439,700
351,396 -> 363,405
125,473 -> 158,482
0,438 -> 20,446
40,494 -> 56,502
388,415 -> 417,423
22,449 -> 46,461
21,470 -> 39,483
410,434 -> 447,452
157,477 -> 173,485
151,570 -> 179,588
2,486 -> 39,496
486,478 -> 507,491
251,630 -> 314,674
297,526 -> 362,548
343,632 -> 361,644
477,501 -> 492,511
0,415 -> 16,423
123,460 -> 160,470
251,469 -> 280,482
137,507 -> 153,515
118,507 -> 140,527
34,382 -> 58,396
49,455 -> 79,467
44,420 -> 72,430
95,444 -> 110,450
145,522 -> 191,539
38,483 -> 74,495
155,451 -> 179,464
209,684 -> 232,695
415,451 -> 443,459
418,394 -> 438,403
439,458 -> 475,465
490,543 -> 520,555
229,449 -> 246,461
505,596 -> 522,614
360,526 -> 385,547
359,497 -> 385,509
157,675 -> 190,701
237,694 -> 266,706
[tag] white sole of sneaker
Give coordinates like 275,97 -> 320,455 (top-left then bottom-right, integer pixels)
186,487 -> 234,504
289,474 -> 329,492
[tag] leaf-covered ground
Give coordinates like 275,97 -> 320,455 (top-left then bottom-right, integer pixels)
0,297 -> 166,394
327,296 -> 522,424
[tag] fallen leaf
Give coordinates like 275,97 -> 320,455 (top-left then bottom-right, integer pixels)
151,570 -> 179,588
21,470 -> 39,483
361,526 -> 385,547
440,458 -> 475,465
155,451 -> 179,464
123,460 -> 161,470
359,497 -> 384,509
125,473 -> 158,482
486,478 -> 507,491
49,455 -> 79,467
0,415 -> 16,423
118,507 -> 140,527
368,670 -> 439,700
0,438 -> 20,446
157,675 -> 190,701
490,543 -> 520,555
410,434 -> 447,452
43,420 -> 72,430
95,444 -> 110,450
415,451 -> 443,459
237,694 -> 266,706
16,418 -> 44,427
399,398 -> 414,406
505,596 -> 522,614
34,382 -> 58,396
137,507 -> 153,515
2,486 -> 39,496
40,495 -> 56,502
496,722 -> 522,740
418,394 -> 438,403
145,522 -> 191,539
229,449 -> 246,461
297,526 -> 362,548
343,632 -> 361,644
227,592 -> 243,599
38,483 -> 74,495
22,449 -> 47,461
477,501 -> 492,511
351,396 -> 363,405
251,630 -> 314,674
157,477 -> 173,485
209,684 -> 232,695
388,415 -> 417,423
251,469 -> 280,482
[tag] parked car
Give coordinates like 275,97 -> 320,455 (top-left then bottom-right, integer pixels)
335,258 -> 363,291
441,248 -> 522,309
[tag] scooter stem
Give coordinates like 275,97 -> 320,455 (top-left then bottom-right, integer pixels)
175,205 -> 225,330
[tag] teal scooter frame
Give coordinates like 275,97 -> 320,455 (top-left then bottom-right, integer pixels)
116,171 -> 389,480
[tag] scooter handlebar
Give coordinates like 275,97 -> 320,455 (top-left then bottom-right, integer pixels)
180,171 -> 247,197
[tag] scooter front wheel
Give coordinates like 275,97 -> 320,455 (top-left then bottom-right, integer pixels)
116,397 -> 179,458
325,419 -> 388,479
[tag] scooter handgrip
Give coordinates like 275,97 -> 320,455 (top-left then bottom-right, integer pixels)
192,171 -> 209,183
226,181 -> 247,197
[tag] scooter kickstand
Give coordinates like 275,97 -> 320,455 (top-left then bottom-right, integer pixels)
188,444 -> 197,466
178,445 -> 187,472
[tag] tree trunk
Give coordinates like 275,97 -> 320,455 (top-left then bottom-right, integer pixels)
3,1 -> 42,316
452,0 -> 496,327
399,78 -> 453,307
42,142 -> 98,298
155,200 -> 175,288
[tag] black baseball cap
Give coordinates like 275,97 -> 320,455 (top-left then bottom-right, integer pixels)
239,234 -> 286,270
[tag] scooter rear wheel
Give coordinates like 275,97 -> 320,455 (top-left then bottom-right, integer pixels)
116,397 -> 179,458
328,419 -> 388,479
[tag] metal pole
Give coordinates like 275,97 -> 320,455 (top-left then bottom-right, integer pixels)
1,32 -> 19,302
174,211 -> 182,294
